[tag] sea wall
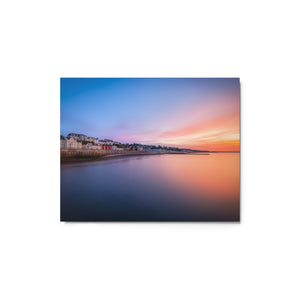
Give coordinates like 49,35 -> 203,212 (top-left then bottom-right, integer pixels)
60,149 -> 190,163
61,149 -> 126,158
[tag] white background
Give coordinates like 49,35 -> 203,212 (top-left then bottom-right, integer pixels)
1,1 -> 299,299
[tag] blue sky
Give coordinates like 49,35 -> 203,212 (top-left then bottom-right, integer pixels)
60,78 -> 240,150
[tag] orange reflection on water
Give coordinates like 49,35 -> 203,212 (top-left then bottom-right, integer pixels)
158,153 -> 240,205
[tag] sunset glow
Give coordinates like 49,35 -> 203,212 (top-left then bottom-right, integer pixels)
61,78 -> 240,151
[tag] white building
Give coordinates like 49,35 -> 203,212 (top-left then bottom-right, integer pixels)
60,140 -> 66,149
85,137 -> 95,143
100,139 -> 114,145
67,133 -> 87,141
82,143 -> 102,150
61,138 -> 82,149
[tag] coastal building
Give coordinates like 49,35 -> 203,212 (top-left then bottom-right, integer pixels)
61,134 -> 123,151
101,144 -> 113,150
100,139 -> 114,145
60,135 -> 67,149
83,143 -> 102,150
61,137 -> 82,149
67,133 -> 87,141
85,137 -> 95,143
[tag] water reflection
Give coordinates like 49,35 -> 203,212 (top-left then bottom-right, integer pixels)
61,153 -> 240,221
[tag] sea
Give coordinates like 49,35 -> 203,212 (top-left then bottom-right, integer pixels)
61,153 -> 240,221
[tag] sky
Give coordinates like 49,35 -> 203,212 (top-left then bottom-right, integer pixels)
61,78 -> 240,151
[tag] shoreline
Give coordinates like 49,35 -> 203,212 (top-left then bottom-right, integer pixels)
60,151 -> 210,164
60,150 -> 239,165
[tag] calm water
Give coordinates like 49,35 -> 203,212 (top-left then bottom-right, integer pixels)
61,153 -> 240,221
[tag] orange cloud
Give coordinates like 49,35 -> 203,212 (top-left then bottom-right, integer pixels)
157,111 -> 240,151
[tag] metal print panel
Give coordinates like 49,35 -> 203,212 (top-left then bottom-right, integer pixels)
60,78 -> 240,221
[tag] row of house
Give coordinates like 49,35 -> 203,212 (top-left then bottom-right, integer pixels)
125,145 -> 143,151
67,133 -> 114,145
83,143 -> 117,150
67,133 -> 89,141
61,134 -> 184,153
61,134 -> 119,150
